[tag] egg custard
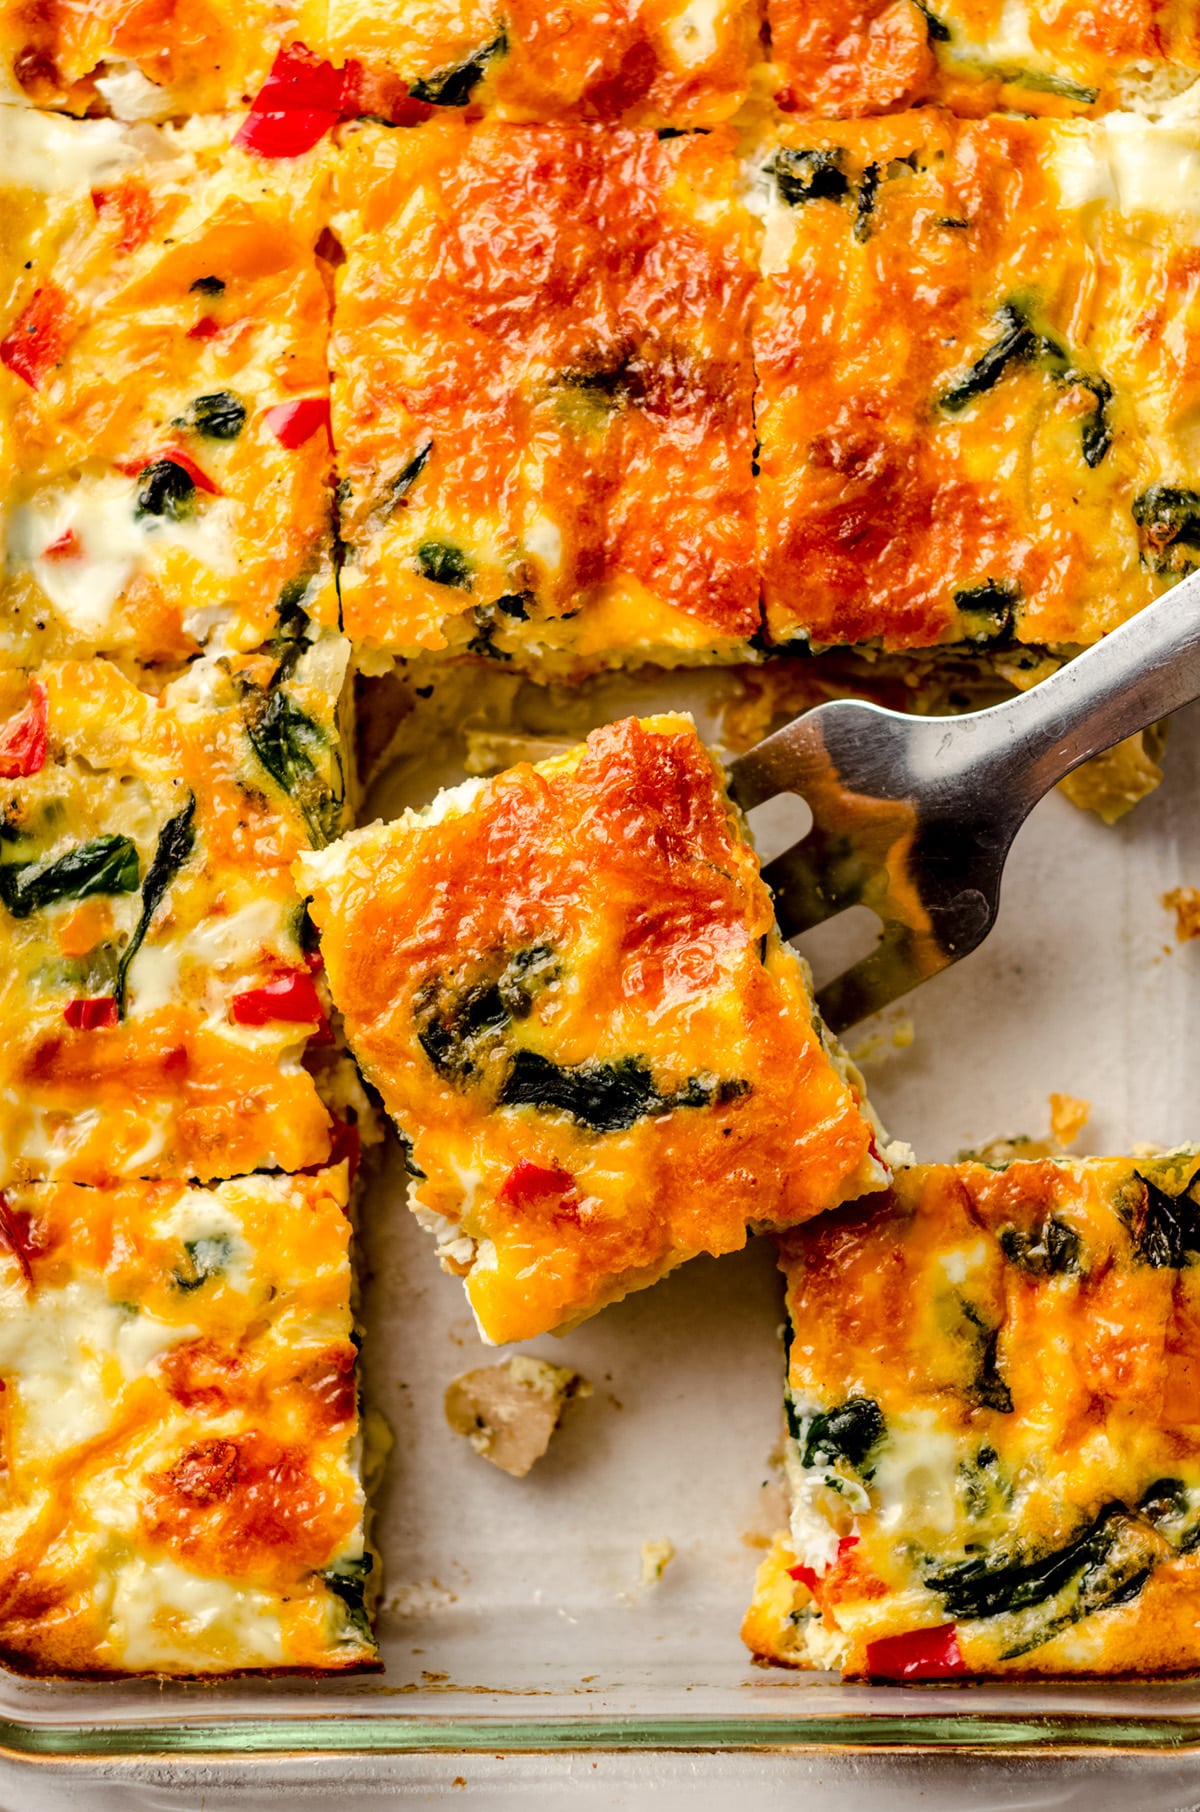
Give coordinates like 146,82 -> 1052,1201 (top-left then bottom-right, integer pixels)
329,120 -> 760,675
768,0 -> 1200,121
744,1152 -> 1200,1679
0,110 -> 336,669
0,635 -> 361,1187
297,713 -> 895,1346
754,109 -> 1200,655
0,1161 -> 374,1676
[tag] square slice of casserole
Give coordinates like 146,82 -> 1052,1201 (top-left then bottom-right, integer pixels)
0,637 -> 363,1185
0,112 -> 337,669
0,1162 -> 374,1677
302,0 -> 757,127
753,109 -> 1200,655
768,0 -> 1200,120
330,121 -> 760,676
744,1151 -> 1200,1679
297,713 -> 893,1345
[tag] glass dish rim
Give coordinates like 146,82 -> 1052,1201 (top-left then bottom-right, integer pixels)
7,1706 -> 1200,1759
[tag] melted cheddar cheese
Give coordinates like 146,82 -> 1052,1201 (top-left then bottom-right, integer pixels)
0,1163 -> 374,1676
330,121 -> 760,675
297,713 -> 892,1345
744,1153 -> 1200,1678
303,0 -> 758,126
0,640 -> 356,1185
0,112 -> 337,668
0,0 -> 289,115
754,109 -> 1200,653
769,0 -> 1200,120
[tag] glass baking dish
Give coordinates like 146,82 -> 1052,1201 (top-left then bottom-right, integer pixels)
3,681 -> 1199,1798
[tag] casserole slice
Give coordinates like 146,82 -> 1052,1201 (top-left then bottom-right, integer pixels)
0,0 -> 291,114
744,1151 -> 1200,1678
0,635 -> 367,1185
0,1162 -> 374,1676
768,0 -> 1200,120
753,109 -> 1200,658
297,713 -> 896,1345
0,111 -> 336,669
303,0 -> 756,126
329,120 -> 760,676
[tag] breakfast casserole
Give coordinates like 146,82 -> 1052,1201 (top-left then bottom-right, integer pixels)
753,108 -> 1200,654
0,0 -> 293,115
768,0 -> 1200,120
296,713 -> 895,1346
329,120 -> 760,675
744,1152 -> 1200,1678
0,109 -> 336,669
302,0 -> 758,126
0,1162 -> 375,1676
0,638 -> 359,1186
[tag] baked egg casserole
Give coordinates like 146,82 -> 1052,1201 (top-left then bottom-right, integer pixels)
297,713 -> 895,1344
0,639 -> 356,1186
0,1162 -> 373,1676
745,1153 -> 1200,1678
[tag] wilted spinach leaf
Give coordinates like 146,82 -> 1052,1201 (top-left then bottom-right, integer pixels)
186,390 -> 246,440
926,1501 -> 1153,1624
320,1553 -> 374,1643
173,1233 -> 232,1292
771,147 -> 850,208
114,793 -> 196,1016
409,31 -> 506,106
242,686 -> 344,848
0,835 -> 140,919
1121,1170 -> 1200,1268
136,459 -> 196,521
800,1396 -> 884,1470
998,1215 -> 1081,1276
417,540 -> 473,590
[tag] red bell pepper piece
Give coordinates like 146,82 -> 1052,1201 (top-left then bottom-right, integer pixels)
91,180 -> 154,253
327,1116 -> 361,1182
0,1191 -> 37,1285
235,108 -> 341,157
64,996 -> 119,1030
298,1114 -> 361,1183
251,40 -> 347,111
499,1158 -> 575,1210
865,1623 -> 967,1682
264,396 -> 331,449
0,678 -> 48,779
787,1534 -> 859,1595
235,42 -> 349,158
231,968 -> 325,1026
117,448 -> 221,494
42,528 -> 79,559
337,58 -> 434,125
1,283 -> 72,389
187,316 -> 221,342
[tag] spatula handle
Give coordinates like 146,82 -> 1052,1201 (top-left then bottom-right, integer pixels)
978,568 -> 1200,802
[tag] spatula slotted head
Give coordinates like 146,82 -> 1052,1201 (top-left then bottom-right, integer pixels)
728,702 -> 1009,1032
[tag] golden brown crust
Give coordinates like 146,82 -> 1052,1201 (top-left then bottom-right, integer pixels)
0,1166 -> 374,1676
769,1 -> 1200,119
299,714 -> 887,1344
0,653 -> 352,1185
748,1153 -> 1200,1678
330,122 -> 760,672
754,108 -> 1198,654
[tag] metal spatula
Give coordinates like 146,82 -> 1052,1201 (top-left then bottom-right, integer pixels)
727,570 -> 1200,1033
